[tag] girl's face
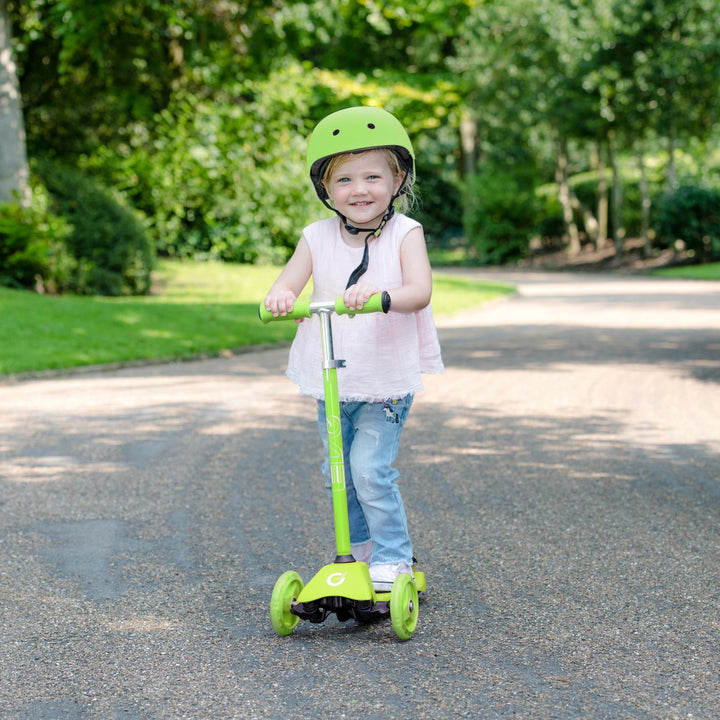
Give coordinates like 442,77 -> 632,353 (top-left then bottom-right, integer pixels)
323,150 -> 402,230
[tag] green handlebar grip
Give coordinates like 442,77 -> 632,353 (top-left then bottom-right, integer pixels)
258,299 -> 311,324
258,291 -> 390,324
335,291 -> 390,316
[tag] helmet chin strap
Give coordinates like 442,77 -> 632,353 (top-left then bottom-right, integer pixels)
342,204 -> 395,237
331,170 -> 409,289
344,206 -> 395,289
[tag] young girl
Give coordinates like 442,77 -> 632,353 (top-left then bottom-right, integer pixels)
264,106 -> 443,591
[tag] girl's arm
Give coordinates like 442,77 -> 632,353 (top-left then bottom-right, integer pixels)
344,226 -> 432,312
264,236 -> 313,317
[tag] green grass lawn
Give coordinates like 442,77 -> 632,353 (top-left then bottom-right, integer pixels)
0,260 -> 514,375
650,262 -> 720,280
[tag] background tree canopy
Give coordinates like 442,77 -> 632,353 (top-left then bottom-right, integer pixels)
2,0 -> 720,293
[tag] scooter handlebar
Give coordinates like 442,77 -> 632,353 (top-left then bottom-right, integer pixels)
258,291 -> 391,324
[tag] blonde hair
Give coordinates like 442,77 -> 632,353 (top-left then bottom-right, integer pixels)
322,149 -> 416,214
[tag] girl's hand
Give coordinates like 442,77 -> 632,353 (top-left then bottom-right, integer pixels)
262,235 -> 312,320
264,289 -> 297,317
344,283 -> 380,311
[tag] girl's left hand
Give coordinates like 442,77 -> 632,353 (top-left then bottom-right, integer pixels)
344,283 -> 380,311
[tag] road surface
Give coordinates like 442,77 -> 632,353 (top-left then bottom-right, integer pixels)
1,271 -> 718,719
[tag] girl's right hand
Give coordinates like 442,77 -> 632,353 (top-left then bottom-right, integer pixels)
264,289 -> 297,318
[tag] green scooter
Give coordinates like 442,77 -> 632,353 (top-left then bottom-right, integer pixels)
258,292 -> 425,641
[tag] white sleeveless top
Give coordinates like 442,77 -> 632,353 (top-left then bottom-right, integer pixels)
286,214 -> 444,402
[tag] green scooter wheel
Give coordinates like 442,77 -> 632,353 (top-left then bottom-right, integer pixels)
389,573 -> 419,640
270,571 -> 304,636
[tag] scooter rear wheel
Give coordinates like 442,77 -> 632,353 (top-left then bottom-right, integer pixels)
389,573 -> 419,640
270,571 -> 303,636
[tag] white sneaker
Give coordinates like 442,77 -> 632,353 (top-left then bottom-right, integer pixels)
370,562 -> 414,592
351,539 -> 373,564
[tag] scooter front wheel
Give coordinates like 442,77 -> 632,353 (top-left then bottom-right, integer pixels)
270,571 -> 304,636
389,573 -> 419,640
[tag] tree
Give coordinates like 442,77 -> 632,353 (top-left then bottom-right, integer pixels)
0,0 -> 29,204
7,0 -> 719,269
451,0 -> 588,257
616,0 -> 720,190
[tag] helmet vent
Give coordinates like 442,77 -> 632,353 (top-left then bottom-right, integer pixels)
367,123 -> 375,129
332,129 -> 340,136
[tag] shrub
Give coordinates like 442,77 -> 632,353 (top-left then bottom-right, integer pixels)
654,185 -> 720,261
37,162 -> 154,295
463,169 -> 537,264
414,172 -> 463,247
0,187 -> 75,292
90,67 -> 317,264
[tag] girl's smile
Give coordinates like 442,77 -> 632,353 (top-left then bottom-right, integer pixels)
324,150 -> 402,233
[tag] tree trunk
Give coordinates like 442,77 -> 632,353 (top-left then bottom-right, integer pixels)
637,148 -> 652,256
459,110 -> 480,179
608,129 -> 624,251
573,191 -> 598,247
0,0 -> 30,204
555,135 -> 580,256
666,121 -> 678,194
596,141 -> 608,249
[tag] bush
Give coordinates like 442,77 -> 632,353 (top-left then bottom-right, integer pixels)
414,172 -> 463,247
90,65 -> 317,264
535,193 -> 566,246
0,187 -> 75,292
654,185 -> 720,261
463,169 -> 537,264
37,162 -> 154,295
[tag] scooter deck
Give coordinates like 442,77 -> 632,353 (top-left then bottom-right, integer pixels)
289,562 -> 425,625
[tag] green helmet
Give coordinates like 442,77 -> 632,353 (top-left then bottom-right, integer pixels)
307,106 -> 415,202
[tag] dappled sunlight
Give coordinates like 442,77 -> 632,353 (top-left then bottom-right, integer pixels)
517,277 -> 720,301
466,349 -> 501,360
0,350 -> 315,491
406,363 -> 720,499
453,446 -> 504,456
3,457 -> 125,484
438,274 -> 720,333
200,396 -> 313,436
198,422 -> 241,437
105,615 -> 182,633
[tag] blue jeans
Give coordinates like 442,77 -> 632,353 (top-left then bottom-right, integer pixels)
316,396 -> 414,566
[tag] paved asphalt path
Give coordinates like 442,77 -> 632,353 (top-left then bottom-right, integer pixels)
1,271 -> 718,719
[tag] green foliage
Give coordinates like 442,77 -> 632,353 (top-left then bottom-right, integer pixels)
88,61 -> 461,264
0,187 -> 74,292
535,194 -> 566,245
463,169 -> 537,265
452,0 -> 720,251
92,63 -> 318,264
8,0 -> 720,270
415,173 -> 463,246
270,1 -> 474,74
12,1 -> 266,157
37,162 -> 154,295
655,185 -> 720,260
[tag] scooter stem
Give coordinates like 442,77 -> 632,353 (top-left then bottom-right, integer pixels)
317,309 -> 352,561
259,292 -> 390,562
